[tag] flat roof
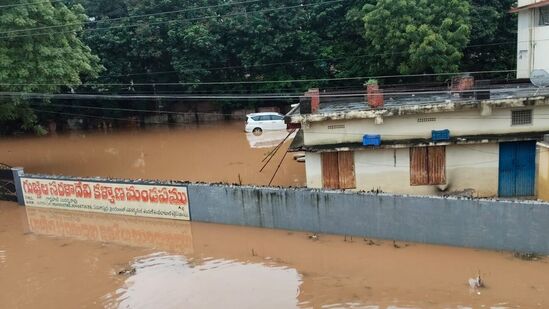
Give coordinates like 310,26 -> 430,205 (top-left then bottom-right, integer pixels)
287,85 -> 549,124
510,0 -> 549,13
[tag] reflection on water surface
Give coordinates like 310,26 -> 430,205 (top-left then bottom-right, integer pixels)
104,253 -> 302,309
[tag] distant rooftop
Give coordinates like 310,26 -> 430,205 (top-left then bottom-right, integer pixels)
287,83 -> 549,123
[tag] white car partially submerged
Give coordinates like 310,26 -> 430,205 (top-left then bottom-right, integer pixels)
245,112 -> 287,135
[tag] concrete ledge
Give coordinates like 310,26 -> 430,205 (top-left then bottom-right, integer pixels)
17,172 -> 549,254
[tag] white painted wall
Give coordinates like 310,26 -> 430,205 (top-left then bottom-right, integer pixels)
517,9 -> 533,78
303,105 -> 549,146
518,0 -> 535,6
305,144 -> 500,197
305,152 -> 322,188
517,2 -> 549,78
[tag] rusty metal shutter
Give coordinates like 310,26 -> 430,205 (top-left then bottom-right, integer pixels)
428,146 -> 446,185
338,151 -> 356,189
321,152 -> 340,189
410,147 -> 429,185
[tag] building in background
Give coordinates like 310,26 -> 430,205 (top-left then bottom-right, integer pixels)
513,0 -> 549,78
287,81 -> 549,198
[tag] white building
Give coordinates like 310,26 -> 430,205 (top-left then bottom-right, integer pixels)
514,0 -> 549,78
287,86 -> 549,198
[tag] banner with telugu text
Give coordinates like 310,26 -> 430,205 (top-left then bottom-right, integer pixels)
20,177 -> 190,221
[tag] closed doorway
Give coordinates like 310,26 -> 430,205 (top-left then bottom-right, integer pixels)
321,151 -> 356,189
498,141 -> 536,197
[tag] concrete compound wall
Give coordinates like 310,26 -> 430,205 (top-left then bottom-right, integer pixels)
12,170 -> 549,254
186,184 -> 549,254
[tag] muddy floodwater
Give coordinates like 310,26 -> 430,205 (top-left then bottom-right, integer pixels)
1,201 -> 548,309
0,121 -> 304,187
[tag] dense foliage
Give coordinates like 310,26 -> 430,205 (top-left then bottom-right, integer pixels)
462,0 -> 517,73
362,0 -> 471,74
0,0 -> 517,133
0,1 -> 101,133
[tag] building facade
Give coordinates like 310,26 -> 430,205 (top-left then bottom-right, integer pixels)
288,87 -> 549,198
514,0 -> 549,78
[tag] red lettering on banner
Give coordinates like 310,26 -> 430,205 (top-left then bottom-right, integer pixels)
168,188 -> 187,205
141,189 -> 149,202
150,188 -> 159,203
93,184 -> 101,199
22,180 -> 31,194
22,179 -> 187,207
75,182 -> 84,198
159,188 -> 169,204
82,184 -> 92,198
49,182 -> 58,196
114,187 -> 126,201
40,183 -> 49,196
126,186 -> 140,201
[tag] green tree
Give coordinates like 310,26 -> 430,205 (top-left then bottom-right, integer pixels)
462,0 -> 516,74
0,1 -> 101,133
362,0 -> 471,75
80,0 -> 346,113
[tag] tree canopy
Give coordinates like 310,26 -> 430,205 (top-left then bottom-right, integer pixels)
0,1 -> 101,133
362,0 -> 471,75
0,0 -> 518,133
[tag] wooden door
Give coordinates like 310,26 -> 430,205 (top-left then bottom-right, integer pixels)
338,151 -> 356,189
322,151 -> 356,189
427,146 -> 446,185
410,147 -> 429,185
322,152 -> 340,189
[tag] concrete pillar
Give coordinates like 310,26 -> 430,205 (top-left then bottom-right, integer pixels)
374,115 -> 384,125
366,83 -> 384,108
480,102 -> 493,116
305,89 -> 320,113
11,167 -> 24,206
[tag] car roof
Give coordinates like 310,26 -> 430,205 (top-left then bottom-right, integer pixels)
246,112 -> 283,117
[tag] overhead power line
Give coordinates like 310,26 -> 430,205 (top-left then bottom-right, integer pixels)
0,0 -> 66,9
0,0 -> 263,35
0,69 -> 517,87
28,101 -> 549,120
96,42 -> 519,79
28,102 -> 239,116
0,85 -> 545,100
0,0 -> 345,40
30,108 -> 159,123
0,92 -> 299,100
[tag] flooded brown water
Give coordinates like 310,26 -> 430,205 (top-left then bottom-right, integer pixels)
1,201 -> 548,309
0,121 -> 304,187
